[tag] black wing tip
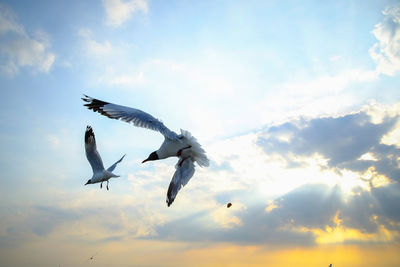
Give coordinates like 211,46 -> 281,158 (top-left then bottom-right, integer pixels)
167,200 -> 173,207
81,96 -> 115,119
81,95 -> 107,108
118,154 -> 126,163
81,94 -> 92,102
85,125 -> 95,143
166,195 -> 174,207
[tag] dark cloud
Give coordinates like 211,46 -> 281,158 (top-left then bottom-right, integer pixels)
152,184 -> 333,246
152,201 -> 316,246
152,111 -> 400,246
267,184 -> 343,229
257,111 -> 400,239
371,183 -> 400,223
257,111 -> 399,182
152,183 -> 400,246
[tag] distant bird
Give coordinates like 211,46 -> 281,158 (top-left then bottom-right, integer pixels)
87,252 -> 98,261
84,125 -> 125,190
82,95 -> 209,206
329,265 -> 332,267
227,203 -> 232,208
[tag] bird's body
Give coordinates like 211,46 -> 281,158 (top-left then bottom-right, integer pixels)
82,95 -> 209,206
154,129 -> 209,166
89,169 -> 119,184
84,125 -> 125,190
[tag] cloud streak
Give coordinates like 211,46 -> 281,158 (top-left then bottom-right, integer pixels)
0,4 -> 55,76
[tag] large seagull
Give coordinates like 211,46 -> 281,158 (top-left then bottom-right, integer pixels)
84,125 -> 125,190
82,95 -> 209,206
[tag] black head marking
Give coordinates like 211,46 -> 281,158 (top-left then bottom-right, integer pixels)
85,126 -> 94,144
142,151 -> 159,163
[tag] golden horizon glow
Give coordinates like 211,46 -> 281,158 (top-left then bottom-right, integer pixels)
2,238 -> 399,267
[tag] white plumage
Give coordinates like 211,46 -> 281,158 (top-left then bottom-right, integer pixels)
82,95 -> 209,206
84,125 -> 125,190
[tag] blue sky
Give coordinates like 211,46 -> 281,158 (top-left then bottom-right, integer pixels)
1,0 -> 400,266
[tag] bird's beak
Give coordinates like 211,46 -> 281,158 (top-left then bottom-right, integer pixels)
142,152 -> 158,164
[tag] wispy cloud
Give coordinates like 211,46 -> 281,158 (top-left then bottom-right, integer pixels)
77,28 -> 112,57
0,4 -> 55,77
0,3 -> 24,35
370,5 -> 400,76
103,0 -> 148,27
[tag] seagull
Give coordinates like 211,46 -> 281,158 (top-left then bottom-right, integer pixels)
82,95 -> 209,206
87,252 -> 98,261
84,125 -> 125,190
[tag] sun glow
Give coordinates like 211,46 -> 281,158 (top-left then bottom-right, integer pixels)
338,170 -> 369,195
288,211 -> 399,245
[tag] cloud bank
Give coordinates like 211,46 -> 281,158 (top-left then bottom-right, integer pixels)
153,103 -> 400,246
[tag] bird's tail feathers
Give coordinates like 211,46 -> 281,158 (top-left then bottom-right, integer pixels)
105,170 -> 120,178
180,129 -> 209,167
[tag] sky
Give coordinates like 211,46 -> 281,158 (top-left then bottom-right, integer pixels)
1,0 -> 400,266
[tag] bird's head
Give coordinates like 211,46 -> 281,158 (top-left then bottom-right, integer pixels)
142,151 -> 159,163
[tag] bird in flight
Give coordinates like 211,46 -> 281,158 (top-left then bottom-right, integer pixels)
82,95 -> 209,206
87,252 -> 98,261
84,125 -> 125,190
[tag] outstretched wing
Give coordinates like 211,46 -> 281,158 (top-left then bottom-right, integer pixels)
106,154 -> 126,173
85,126 -> 105,173
82,95 -> 180,140
166,157 -> 195,207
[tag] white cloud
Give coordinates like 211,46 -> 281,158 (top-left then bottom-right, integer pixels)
109,72 -> 145,86
96,66 -> 146,87
0,4 -> 55,76
370,5 -> 400,76
77,28 -> 112,56
103,0 -> 148,27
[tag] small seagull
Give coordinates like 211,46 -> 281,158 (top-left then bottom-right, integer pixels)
82,95 -> 209,206
84,125 -> 125,190
87,252 -> 98,261
227,203 -> 232,208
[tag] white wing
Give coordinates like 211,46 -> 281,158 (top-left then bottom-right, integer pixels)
82,95 -> 180,140
166,157 -> 195,207
106,154 -> 126,173
85,126 -> 105,173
